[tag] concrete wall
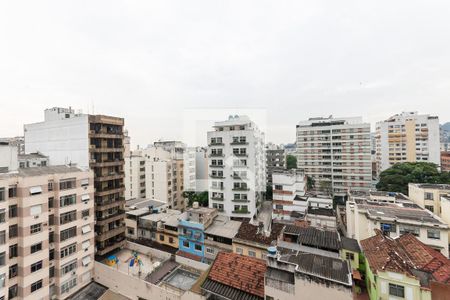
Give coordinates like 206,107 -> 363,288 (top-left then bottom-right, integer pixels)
0,144 -> 18,171
126,241 -> 172,260
175,256 -> 210,271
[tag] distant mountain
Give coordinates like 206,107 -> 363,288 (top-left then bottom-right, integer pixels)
442,122 -> 450,132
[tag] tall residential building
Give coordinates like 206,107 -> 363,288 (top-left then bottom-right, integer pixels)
195,147 -> 208,192
442,151 -> 450,172
375,112 -> 440,174
272,169 -> 306,221
183,147 -> 197,192
0,145 -> 95,299
24,107 -> 126,257
124,149 -> 146,200
265,143 -> 286,187
207,115 -> 265,220
296,116 -> 372,197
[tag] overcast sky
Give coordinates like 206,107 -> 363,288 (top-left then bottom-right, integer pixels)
1,1 -> 449,148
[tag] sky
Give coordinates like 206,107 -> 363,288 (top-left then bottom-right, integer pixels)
1,1 -> 450,148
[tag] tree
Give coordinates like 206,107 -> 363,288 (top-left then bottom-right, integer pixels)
183,191 -> 209,207
286,155 -> 297,169
306,176 -> 315,191
376,162 -> 450,195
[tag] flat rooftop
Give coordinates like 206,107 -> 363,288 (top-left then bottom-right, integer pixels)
411,183 -> 450,190
205,215 -> 241,239
125,198 -> 167,210
1,165 -> 87,178
68,282 -> 108,300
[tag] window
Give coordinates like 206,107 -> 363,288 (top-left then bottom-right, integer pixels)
266,296 -> 274,300
60,210 -> 77,225
248,250 -> 256,257
425,205 -> 434,213
8,186 -> 17,198
0,210 -> 5,223
9,244 -> 17,259
0,188 -> 4,201
61,260 -> 77,275
49,266 -> 55,278
274,185 -> 282,190
82,209 -> 90,218
48,197 -> 54,208
345,252 -> 355,260
9,205 -> 17,218
31,279 -> 43,293
9,225 -> 18,238
399,225 -> 420,237
169,237 -> 174,244
425,192 -> 434,200
60,194 -> 77,207
389,283 -> 405,298
194,244 -> 202,251
159,234 -> 165,241
59,178 -> 76,190
9,264 -> 18,279
0,231 -> 5,245
31,243 -> 42,254
8,284 -> 18,299
61,277 -> 77,294
48,180 -> 54,191
0,252 -> 5,266
49,249 -> 55,261
427,229 -> 440,240
31,261 -> 43,273
182,240 -> 189,248
206,247 -> 215,254
30,223 -> 42,234
61,227 -> 77,241
275,204 -> 283,210
236,247 -> 243,254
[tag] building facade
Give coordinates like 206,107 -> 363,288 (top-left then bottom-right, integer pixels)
124,149 -> 146,200
272,170 -> 306,221
207,115 -> 266,220
266,143 -> 286,187
296,116 -> 372,197
0,165 -> 95,300
375,112 -> 441,174
442,151 -> 450,171
24,107 -> 126,257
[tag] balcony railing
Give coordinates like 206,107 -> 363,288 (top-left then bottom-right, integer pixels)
210,197 -> 224,201
232,187 -> 250,191
230,141 -> 248,145
233,153 -> 248,157
232,199 -> 249,202
209,153 -> 224,157
209,165 -> 224,168
232,209 -> 250,214
209,142 -> 224,146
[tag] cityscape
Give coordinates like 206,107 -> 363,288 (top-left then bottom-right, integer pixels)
1,1 -> 450,300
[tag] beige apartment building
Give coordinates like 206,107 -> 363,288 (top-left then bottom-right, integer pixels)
375,112 -> 440,174
408,183 -> 450,216
25,107 -> 126,257
296,116 -> 372,197
0,165 -> 95,300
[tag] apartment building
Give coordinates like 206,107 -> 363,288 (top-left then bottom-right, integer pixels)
266,143 -> 286,187
18,153 -> 49,169
375,112 -> 440,174
272,169 -> 307,221
296,116 -> 372,197
124,149 -> 146,200
442,151 -> 450,171
0,161 -> 94,299
346,190 -> 449,257
24,107 -> 126,257
409,183 -> 450,215
207,115 -> 266,219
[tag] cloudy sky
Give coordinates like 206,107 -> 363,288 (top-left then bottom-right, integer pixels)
1,1 -> 449,148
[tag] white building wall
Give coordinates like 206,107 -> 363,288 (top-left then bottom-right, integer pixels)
24,114 -> 90,167
0,144 -> 18,171
195,148 -> 208,192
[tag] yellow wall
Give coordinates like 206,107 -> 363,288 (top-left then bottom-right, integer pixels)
376,271 -> 431,300
340,249 -> 359,270
232,241 -> 267,259
405,119 -> 416,162
157,230 -> 179,248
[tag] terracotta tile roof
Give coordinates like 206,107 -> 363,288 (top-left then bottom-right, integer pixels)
176,250 -> 203,262
206,252 -> 267,298
234,222 -> 284,246
361,231 -> 450,286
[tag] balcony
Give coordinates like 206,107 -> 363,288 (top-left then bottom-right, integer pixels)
96,210 -> 126,225
210,175 -> 225,179
96,238 -> 126,256
233,175 -> 248,180
90,147 -> 124,153
232,199 -> 249,203
96,186 -> 125,197
209,142 -> 224,146
209,164 -> 224,168
230,141 -> 248,145
232,209 -> 250,214
210,196 -> 224,201
233,153 -> 248,157
232,187 -> 250,191
89,129 -> 123,139
210,186 -> 224,191
96,226 -> 126,241
209,153 -> 224,157
90,160 -> 125,168
96,198 -> 125,211
94,172 -> 125,181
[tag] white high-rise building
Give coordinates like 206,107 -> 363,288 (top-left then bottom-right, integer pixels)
207,115 -> 265,219
124,149 -> 146,200
296,116 -> 372,197
375,112 -> 441,174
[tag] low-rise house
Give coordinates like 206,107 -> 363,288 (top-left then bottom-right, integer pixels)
178,206 -> 217,262
204,215 -> 241,260
232,222 -> 285,259
265,249 -> 353,300
138,209 -> 183,249
280,225 -> 360,270
17,152 -> 49,168
201,252 -> 267,300
361,230 -> 450,300
346,190 -> 449,257
305,206 -> 336,230
409,183 -> 450,216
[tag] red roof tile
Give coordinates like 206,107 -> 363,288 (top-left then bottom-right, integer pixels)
361,231 -> 450,285
207,252 -> 267,298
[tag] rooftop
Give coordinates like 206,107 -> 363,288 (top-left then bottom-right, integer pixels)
125,198 -> 167,210
18,152 -> 48,159
1,165 -> 87,178
205,215 -> 241,239
234,222 -> 285,246
202,252 -> 266,299
410,183 -> 450,190
307,206 -> 335,217
281,253 -> 353,286
361,231 -> 450,285
283,225 -> 342,252
139,210 -> 184,226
